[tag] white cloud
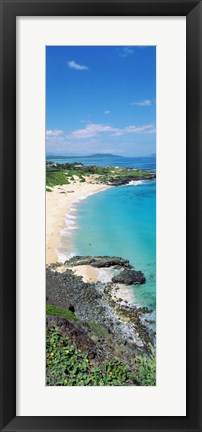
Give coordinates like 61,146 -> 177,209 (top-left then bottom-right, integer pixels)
117,47 -> 134,58
68,123 -> 115,139
104,110 -> 110,115
67,60 -> 89,71
130,99 -> 152,106
111,124 -> 155,136
46,129 -> 63,137
46,123 -> 155,143
67,122 -> 155,140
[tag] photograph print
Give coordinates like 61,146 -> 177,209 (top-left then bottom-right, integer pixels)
46,46 -> 156,386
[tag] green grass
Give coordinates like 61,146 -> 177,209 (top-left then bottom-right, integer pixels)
46,304 -> 78,321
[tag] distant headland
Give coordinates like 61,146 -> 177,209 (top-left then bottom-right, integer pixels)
47,153 -> 123,159
86,153 -> 123,158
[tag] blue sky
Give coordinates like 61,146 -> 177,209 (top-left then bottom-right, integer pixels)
46,46 -> 156,156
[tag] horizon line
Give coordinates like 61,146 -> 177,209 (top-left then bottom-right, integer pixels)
46,153 -> 156,158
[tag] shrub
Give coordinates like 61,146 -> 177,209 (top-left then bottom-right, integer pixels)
46,327 -> 131,386
134,344 -> 156,386
46,171 -> 70,188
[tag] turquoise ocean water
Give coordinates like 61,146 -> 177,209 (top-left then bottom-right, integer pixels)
50,156 -> 156,312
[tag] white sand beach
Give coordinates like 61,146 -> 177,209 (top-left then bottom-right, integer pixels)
46,176 -> 110,265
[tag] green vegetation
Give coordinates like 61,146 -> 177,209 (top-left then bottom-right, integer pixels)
46,304 -> 78,321
46,161 -> 155,189
87,321 -> 108,336
46,166 -> 88,188
134,344 -> 156,386
46,326 -> 156,386
46,327 -> 131,386
46,171 -> 70,188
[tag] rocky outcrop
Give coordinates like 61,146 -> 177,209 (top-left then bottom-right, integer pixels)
65,255 -> 132,269
112,269 -> 146,285
46,256 -> 155,352
103,173 -> 156,186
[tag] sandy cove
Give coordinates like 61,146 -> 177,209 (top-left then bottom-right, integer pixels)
46,176 -> 111,267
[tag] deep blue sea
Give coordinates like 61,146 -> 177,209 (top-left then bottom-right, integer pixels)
50,156 -> 156,312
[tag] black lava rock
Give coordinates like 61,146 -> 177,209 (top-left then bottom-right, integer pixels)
66,255 -> 131,269
112,269 -> 146,285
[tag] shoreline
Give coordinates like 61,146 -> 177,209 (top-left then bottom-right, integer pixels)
46,174 -> 156,356
46,176 -> 111,264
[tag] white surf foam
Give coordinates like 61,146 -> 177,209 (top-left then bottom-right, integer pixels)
97,268 -> 113,283
56,249 -> 76,262
127,180 -> 144,186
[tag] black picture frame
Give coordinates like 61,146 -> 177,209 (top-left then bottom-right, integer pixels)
0,0 -> 201,431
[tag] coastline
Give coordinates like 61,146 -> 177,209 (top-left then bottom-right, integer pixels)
46,176 -> 111,264
46,167 -> 156,383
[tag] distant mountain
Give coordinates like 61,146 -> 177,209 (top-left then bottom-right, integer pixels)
86,153 -> 123,158
46,153 -> 123,159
